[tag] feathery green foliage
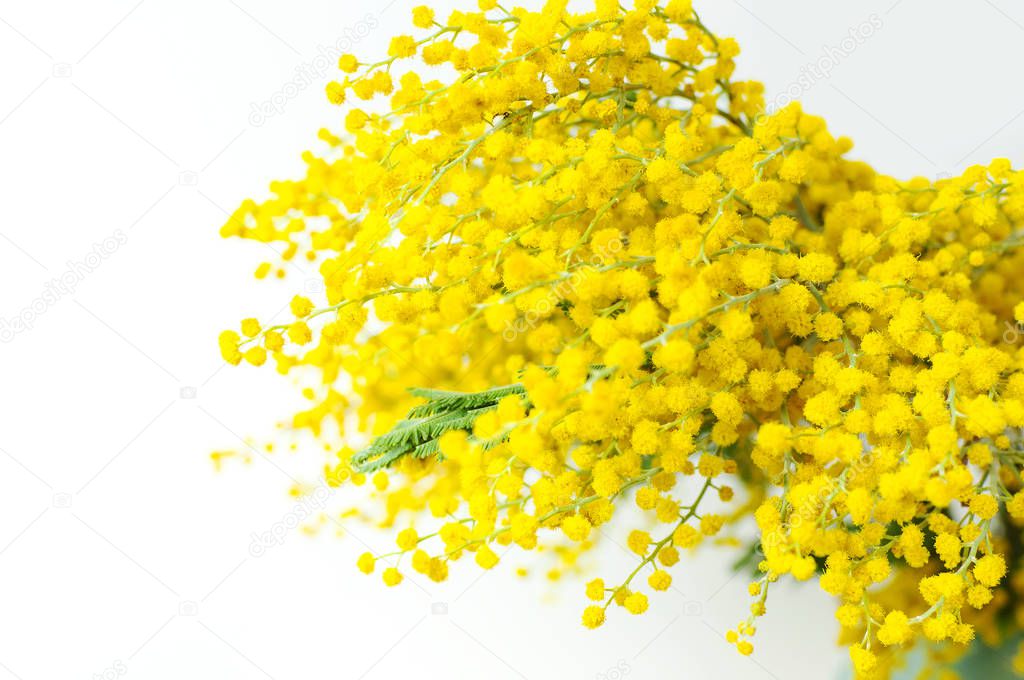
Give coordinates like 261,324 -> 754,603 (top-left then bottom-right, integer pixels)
350,384 -> 526,474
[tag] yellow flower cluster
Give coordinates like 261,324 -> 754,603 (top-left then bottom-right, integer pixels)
218,1 -> 1024,676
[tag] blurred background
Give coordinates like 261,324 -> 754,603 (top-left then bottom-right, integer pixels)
1,1 -> 1023,678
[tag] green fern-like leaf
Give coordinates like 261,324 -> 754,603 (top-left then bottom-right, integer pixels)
406,384 -> 526,418
349,384 -> 527,474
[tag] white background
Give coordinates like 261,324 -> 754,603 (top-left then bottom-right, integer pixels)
2,1 -> 1023,679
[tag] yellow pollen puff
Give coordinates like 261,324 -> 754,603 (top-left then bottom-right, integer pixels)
475,544 -> 500,570
974,554 -> 1006,587
562,514 -> 592,542
411,5 -> 434,28
877,610 -> 912,646
382,567 -> 403,586
290,295 -> 313,318
710,392 -> 743,426
796,253 -> 837,283
969,494 -> 998,520
627,530 -> 651,556
241,318 -> 261,337
388,35 -> 418,59
396,528 -> 419,551
325,81 -> 345,105
243,346 -> 267,366
357,552 -> 375,574
582,606 -> 605,629
337,54 -> 358,73
647,570 -> 672,591
673,524 -> 701,548
623,593 -> 649,615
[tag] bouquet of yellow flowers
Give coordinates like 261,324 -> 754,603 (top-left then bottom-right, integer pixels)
217,1 -> 1024,676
